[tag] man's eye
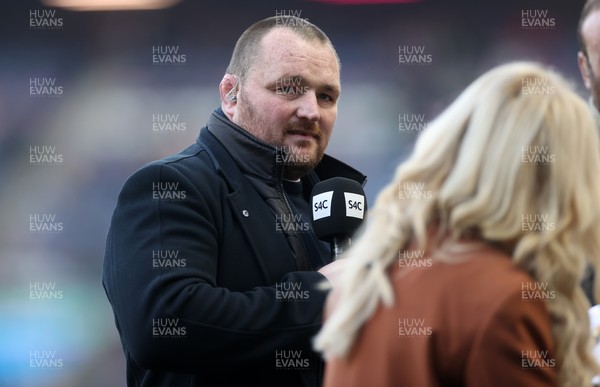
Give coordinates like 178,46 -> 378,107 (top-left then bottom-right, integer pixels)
318,93 -> 334,102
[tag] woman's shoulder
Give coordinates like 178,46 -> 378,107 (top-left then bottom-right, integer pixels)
391,239 -> 541,315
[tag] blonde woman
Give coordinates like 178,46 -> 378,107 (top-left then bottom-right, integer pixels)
314,62 -> 600,387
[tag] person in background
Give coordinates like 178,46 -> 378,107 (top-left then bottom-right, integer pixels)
578,0 -> 600,125
103,15 -> 365,387
578,0 -> 600,306
315,62 -> 600,387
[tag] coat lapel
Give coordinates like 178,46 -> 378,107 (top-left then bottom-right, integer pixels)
198,129 -> 298,283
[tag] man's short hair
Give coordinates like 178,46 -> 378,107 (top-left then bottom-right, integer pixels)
578,0 -> 600,53
226,16 -> 340,82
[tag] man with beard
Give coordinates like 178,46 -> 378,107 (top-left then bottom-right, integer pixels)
102,15 -> 366,387
577,0 -> 600,306
578,0 -> 600,126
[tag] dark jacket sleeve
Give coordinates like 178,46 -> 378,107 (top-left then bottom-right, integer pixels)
102,158 -> 329,373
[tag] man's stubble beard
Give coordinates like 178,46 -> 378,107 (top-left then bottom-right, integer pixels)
236,91 -> 327,179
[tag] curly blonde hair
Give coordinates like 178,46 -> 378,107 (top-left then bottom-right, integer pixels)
314,62 -> 600,386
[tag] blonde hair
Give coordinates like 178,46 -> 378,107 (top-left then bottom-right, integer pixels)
314,62 -> 600,386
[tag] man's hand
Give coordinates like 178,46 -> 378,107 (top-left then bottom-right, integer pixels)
318,259 -> 349,289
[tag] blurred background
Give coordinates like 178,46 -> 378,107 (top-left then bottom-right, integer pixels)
0,0 -> 588,385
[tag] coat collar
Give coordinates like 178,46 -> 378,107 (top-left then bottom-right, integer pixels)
206,110 -> 281,186
201,109 -> 367,188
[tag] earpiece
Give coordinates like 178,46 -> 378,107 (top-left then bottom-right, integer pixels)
224,74 -> 240,103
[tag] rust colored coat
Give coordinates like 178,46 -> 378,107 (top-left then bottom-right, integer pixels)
324,242 -> 558,387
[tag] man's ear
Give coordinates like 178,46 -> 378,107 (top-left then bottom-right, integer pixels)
219,74 -> 240,119
578,51 -> 593,90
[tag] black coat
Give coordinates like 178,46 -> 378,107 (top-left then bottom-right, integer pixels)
102,111 -> 366,387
